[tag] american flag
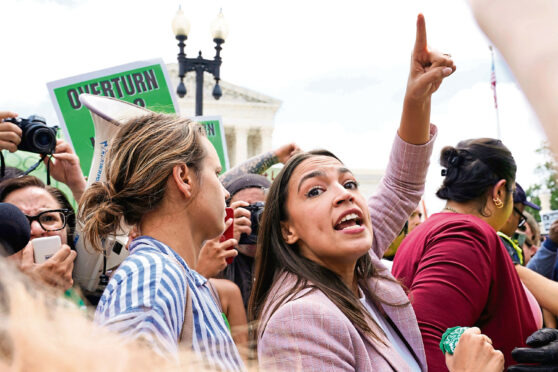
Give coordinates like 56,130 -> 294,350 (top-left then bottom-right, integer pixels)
490,46 -> 498,109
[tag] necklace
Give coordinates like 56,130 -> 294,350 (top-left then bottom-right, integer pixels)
443,206 -> 460,213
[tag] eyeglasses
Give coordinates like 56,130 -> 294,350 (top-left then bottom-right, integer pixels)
513,207 -> 527,229
25,209 -> 71,232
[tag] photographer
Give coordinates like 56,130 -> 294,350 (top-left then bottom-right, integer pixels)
225,174 -> 269,308
0,111 -> 22,153
195,173 -> 269,310
196,144 -> 300,300
1,176 -> 77,291
0,111 -> 86,202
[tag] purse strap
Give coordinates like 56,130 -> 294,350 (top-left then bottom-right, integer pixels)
168,256 -> 222,347
167,255 -> 194,348
206,279 -> 223,313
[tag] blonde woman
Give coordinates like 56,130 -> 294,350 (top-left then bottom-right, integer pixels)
79,114 -> 243,370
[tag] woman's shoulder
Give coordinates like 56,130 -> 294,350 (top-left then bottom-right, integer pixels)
259,288 -> 360,371
261,289 -> 355,349
99,241 -> 188,316
126,238 -> 188,276
423,212 -> 497,237
411,213 -> 502,258
116,247 -> 170,278
279,288 -> 344,313
106,241 -> 186,296
263,285 -> 353,336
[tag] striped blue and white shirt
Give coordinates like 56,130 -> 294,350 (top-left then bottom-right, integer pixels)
94,236 -> 244,371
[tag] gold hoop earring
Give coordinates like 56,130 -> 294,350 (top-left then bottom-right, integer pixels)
493,198 -> 504,208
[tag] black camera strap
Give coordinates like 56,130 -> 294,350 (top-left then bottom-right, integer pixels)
45,154 -> 52,186
0,152 -> 5,179
0,152 -> 53,185
21,154 -> 52,185
99,249 -> 109,286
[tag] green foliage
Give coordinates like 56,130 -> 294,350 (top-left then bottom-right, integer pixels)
525,144 -> 558,222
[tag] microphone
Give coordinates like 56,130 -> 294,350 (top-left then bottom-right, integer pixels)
0,202 -> 30,256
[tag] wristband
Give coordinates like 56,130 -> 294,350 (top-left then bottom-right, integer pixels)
440,326 -> 469,355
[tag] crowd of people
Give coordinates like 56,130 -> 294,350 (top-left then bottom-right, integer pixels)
2,10 -> 558,372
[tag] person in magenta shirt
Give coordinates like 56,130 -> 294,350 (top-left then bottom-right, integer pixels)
393,138 -> 539,371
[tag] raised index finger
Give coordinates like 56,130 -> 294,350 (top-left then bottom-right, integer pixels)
413,13 -> 428,55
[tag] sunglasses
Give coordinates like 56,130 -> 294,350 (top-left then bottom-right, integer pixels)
513,207 -> 527,229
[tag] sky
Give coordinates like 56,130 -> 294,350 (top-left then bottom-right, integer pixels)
1,0 -> 548,214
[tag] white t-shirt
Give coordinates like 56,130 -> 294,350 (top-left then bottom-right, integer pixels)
360,289 -> 422,372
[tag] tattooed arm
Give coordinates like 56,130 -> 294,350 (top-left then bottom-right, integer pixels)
219,143 -> 300,186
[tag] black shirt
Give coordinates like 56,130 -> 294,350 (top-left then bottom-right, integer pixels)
221,250 -> 254,310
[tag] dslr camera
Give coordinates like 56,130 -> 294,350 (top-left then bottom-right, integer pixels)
239,201 -> 265,245
5,115 -> 57,154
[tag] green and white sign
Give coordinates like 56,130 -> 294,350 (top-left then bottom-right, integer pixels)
47,59 -> 179,175
194,116 -> 230,172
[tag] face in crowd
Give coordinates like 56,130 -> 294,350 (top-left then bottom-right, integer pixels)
280,154 -> 373,274
3,185 -> 70,260
500,201 -> 525,237
189,137 -> 231,240
231,186 -> 266,256
407,208 -> 423,233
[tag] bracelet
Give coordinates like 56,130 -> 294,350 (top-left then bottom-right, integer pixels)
440,326 -> 469,355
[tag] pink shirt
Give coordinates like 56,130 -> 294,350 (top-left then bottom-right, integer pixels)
522,283 -> 543,329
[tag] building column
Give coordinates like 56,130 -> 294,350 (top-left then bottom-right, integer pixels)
234,126 -> 248,166
224,127 -> 236,168
261,127 -> 273,154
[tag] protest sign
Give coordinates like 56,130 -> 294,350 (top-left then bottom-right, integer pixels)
194,116 -> 230,172
47,59 -> 179,175
262,164 -> 283,182
541,210 -> 558,234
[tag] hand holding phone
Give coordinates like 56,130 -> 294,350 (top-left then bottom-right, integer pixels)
32,236 -> 61,264
220,207 -> 235,264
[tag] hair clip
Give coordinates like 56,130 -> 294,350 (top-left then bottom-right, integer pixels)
449,156 -> 460,166
441,169 -> 447,176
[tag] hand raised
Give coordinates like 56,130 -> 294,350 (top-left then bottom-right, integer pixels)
274,143 -> 301,164
44,139 -> 87,201
406,14 -> 456,102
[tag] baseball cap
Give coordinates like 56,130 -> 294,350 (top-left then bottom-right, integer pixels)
514,183 -> 541,210
225,174 -> 271,199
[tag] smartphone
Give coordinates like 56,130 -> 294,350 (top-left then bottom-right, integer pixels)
32,236 -> 61,264
220,207 -> 235,264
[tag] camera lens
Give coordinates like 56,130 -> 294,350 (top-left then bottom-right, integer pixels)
30,127 -> 56,153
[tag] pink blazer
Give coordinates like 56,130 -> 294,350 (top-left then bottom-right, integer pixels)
258,127 -> 437,372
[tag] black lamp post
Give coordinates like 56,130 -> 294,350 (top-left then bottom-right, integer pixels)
172,8 -> 229,116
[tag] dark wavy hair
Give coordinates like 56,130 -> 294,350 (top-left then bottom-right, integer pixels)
248,149 -> 407,345
436,138 -> 516,216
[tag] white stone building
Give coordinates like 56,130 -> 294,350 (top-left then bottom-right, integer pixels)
166,63 -> 384,192
167,64 -> 280,167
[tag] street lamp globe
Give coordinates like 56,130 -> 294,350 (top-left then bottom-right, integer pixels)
172,7 -> 190,37
211,9 -> 228,41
